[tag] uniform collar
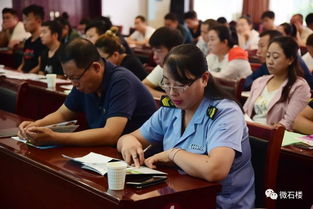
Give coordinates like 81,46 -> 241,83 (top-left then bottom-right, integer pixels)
173,98 -> 209,146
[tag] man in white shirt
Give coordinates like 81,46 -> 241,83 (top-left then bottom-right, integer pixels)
142,27 -> 183,98
291,14 -> 313,46
302,33 -> 313,72
1,8 -> 30,49
127,15 -> 155,47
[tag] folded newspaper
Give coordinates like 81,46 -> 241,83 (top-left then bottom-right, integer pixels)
62,152 -> 167,176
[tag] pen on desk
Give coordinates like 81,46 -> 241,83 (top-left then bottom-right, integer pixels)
143,144 -> 152,153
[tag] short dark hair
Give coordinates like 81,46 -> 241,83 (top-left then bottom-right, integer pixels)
135,15 -> 146,23
279,22 -> 297,37
261,10 -> 275,19
2,8 -> 18,16
209,25 -> 234,48
217,17 -> 227,24
239,15 -> 252,25
294,13 -> 303,20
306,33 -> 313,46
183,11 -> 197,20
55,17 -> 73,34
85,20 -> 110,35
22,4 -> 44,20
79,18 -> 91,25
59,38 -> 102,69
164,13 -> 178,22
42,20 -> 62,41
149,26 -> 183,50
305,13 -> 313,25
203,19 -> 219,29
259,30 -> 282,42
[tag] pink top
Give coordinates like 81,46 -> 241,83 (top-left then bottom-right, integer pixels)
243,75 -> 311,130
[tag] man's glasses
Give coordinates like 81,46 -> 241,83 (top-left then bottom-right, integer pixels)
160,78 -> 198,94
65,61 -> 93,82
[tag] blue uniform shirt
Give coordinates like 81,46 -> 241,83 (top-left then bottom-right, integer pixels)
140,98 -> 255,209
64,61 -> 157,134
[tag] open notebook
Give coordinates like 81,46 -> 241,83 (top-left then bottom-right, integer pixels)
63,152 -> 167,176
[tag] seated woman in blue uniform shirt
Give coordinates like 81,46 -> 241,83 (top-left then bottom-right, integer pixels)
117,44 -> 255,209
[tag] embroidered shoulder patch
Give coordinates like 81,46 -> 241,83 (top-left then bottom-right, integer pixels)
207,106 -> 218,119
160,95 -> 176,108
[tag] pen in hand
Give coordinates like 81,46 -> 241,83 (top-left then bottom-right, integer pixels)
143,144 -> 152,153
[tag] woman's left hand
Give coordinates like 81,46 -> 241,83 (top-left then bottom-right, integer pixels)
144,149 -> 175,169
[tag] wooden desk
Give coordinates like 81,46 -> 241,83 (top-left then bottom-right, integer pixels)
276,145 -> 313,208
0,110 -> 221,209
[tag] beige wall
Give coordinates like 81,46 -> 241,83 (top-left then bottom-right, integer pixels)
102,0 -> 170,35
147,0 -> 170,30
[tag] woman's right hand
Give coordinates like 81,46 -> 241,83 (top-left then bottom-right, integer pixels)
17,121 -> 36,139
118,134 -> 145,167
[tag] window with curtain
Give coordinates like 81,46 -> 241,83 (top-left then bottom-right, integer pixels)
270,0 -> 313,25
193,0 -> 243,22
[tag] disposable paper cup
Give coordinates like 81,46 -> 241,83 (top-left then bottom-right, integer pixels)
46,74 -> 57,89
107,162 -> 127,190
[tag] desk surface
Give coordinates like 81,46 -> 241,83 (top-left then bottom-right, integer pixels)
0,110 -> 220,209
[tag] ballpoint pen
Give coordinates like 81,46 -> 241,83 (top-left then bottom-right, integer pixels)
143,144 -> 152,153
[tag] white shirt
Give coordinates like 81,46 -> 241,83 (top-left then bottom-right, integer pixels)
196,37 -> 209,56
146,65 -> 163,86
300,27 -> 313,43
302,52 -> 313,73
238,29 -> 259,50
10,21 -> 30,42
253,86 -> 279,124
206,53 -> 252,80
130,26 -> 155,42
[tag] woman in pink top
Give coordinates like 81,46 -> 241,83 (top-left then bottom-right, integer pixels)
244,36 -> 310,130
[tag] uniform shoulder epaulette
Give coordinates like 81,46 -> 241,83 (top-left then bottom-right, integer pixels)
207,106 -> 218,119
160,95 -> 176,108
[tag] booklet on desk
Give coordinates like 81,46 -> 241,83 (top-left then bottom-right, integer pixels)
62,152 -> 167,176
297,134 -> 313,146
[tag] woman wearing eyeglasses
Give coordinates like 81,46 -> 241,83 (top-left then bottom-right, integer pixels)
117,44 -> 255,208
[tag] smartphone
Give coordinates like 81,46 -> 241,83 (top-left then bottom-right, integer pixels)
126,175 -> 167,189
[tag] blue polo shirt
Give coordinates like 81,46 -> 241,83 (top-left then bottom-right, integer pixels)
140,98 -> 255,209
64,61 -> 157,134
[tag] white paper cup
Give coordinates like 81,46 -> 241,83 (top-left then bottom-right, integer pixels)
46,74 -> 57,89
106,162 -> 127,190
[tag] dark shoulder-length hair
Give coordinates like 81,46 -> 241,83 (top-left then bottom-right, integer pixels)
163,44 -> 240,106
268,36 -> 303,103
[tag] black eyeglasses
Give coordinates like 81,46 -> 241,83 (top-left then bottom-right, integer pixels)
65,61 -> 93,82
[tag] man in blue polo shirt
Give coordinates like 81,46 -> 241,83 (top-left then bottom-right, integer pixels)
18,38 -> 157,146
